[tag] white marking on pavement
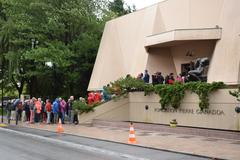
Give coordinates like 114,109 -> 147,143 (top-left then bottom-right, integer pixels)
0,127 -> 149,160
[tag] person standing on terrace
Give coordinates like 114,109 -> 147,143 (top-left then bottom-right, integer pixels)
143,70 -> 150,83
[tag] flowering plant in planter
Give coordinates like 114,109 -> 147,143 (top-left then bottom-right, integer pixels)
170,119 -> 178,127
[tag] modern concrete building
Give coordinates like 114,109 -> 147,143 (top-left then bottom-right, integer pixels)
85,0 -> 240,131
88,0 -> 240,91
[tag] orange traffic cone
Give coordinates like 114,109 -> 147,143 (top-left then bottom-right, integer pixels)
128,122 -> 136,144
56,119 -> 64,133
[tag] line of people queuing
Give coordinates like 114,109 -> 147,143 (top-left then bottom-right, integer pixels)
5,96 -> 80,125
137,70 -> 185,85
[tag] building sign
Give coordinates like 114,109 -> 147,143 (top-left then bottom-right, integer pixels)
154,108 -> 224,115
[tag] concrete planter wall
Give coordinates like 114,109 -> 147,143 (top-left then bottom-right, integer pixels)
79,89 -> 240,131
129,89 -> 240,131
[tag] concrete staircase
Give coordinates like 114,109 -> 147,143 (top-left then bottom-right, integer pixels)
78,97 -> 129,123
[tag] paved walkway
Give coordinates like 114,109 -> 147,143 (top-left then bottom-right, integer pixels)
6,122 -> 237,160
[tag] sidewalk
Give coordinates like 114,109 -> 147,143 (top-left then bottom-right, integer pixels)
12,122 -> 240,160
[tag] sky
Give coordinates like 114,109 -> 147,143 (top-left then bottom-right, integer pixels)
124,0 -> 165,10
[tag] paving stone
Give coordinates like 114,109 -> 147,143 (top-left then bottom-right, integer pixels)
136,133 -> 151,136
178,136 -> 195,139
231,141 -> 240,145
202,138 -> 220,142
157,133 -> 172,136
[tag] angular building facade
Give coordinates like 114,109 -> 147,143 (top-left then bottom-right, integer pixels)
88,0 -> 240,91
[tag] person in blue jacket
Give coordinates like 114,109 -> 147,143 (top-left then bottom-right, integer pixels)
52,98 -> 59,124
143,70 -> 150,83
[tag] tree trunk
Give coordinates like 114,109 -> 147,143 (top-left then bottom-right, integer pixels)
12,76 -> 25,98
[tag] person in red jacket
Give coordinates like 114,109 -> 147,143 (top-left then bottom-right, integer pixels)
15,100 -> 23,125
94,91 -> 102,103
88,92 -> 94,105
45,99 -> 52,124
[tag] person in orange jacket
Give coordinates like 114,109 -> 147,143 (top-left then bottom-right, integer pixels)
35,98 -> 42,123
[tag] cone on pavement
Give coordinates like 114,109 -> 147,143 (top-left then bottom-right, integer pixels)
56,119 -> 64,133
128,122 -> 136,144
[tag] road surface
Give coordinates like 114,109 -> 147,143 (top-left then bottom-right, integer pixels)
0,126 -> 210,160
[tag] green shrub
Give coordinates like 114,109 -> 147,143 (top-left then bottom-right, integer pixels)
144,84 -> 155,96
107,76 -> 225,111
155,82 -> 185,109
184,81 -> 225,110
229,87 -> 240,101
72,100 -> 99,114
107,76 -> 145,96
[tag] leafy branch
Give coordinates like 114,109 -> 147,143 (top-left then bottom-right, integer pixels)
229,88 -> 240,102
107,77 -> 225,110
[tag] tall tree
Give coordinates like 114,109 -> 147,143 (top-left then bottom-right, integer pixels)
0,0 -> 106,99
108,0 -> 135,17
0,0 -> 133,99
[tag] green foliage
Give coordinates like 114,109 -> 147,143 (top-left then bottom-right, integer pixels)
155,81 -> 225,110
229,87 -> 240,101
108,0 -> 135,17
108,76 -> 146,96
184,82 -> 225,110
155,82 -> 185,109
144,84 -> 155,96
72,100 -> 99,114
0,0 -> 138,99
0,0 -> 114,98
107,77 -> 225,110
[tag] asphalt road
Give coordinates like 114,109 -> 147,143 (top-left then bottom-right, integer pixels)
0,126 -> 210,160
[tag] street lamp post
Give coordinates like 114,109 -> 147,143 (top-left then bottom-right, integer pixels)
1,73 -> 3,123
1,55 -> 4,123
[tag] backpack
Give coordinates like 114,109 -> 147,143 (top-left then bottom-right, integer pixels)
13,99 -> 20,108
10,103 -> 16,111
17,102 -> 23,110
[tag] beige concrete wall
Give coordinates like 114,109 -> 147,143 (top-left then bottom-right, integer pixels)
129,90 -> 240,131
208,0 -> 240,84
78,98 -> 129,123
146,48 -> 177,79
153,0 -> 223,34
88,5 -> 158,90
145,28 -> 221,47
88,0 -> 240,90
88,21 -> 126,90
